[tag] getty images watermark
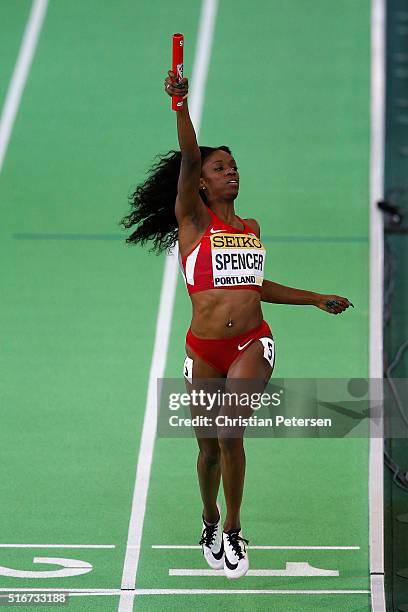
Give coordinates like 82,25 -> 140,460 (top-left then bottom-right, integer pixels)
156,378 -> 399,438
165,387 -> 332,430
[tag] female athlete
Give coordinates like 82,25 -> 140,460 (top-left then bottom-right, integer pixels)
120,70 -> 352,579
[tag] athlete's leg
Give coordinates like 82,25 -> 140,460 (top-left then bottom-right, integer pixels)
196,437 -> 221,523
218,339 -> 274,531
185,345 -> 225,524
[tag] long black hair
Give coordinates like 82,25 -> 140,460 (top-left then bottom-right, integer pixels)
120,145 -> 232,254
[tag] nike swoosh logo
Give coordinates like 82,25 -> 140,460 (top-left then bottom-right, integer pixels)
210,228 -> 223,233
237,339 -> 253,351
212,541 -> 224,560
224,555 -> 238,570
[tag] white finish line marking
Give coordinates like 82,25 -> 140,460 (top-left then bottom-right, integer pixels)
133,589 -> 370,595
170,563 -> 339,577
0,588 -> 371,596
152,545 -> 360,550
0,544 -> 115,549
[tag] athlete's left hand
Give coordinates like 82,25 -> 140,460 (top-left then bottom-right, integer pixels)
315,294 -> 354,315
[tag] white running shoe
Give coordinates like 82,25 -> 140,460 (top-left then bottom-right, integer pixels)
223,528 -> 249,579
199,503 -> 224,569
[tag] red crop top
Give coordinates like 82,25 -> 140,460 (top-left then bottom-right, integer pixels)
179,208 -> 266,295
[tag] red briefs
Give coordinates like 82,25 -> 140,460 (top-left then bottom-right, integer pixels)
185,319 -> 274,376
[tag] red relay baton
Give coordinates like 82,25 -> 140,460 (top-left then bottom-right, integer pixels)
172,33 -> 184,111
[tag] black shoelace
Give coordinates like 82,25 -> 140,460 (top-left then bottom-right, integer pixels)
199,522 -> 218,548
225,530 -> 249,560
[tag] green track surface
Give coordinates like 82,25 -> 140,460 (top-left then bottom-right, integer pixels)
0,1 -> 371,610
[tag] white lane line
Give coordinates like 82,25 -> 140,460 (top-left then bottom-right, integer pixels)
118,252 -> 179,591
152,545 -> 360,550
369,0 -> 386,611
170,563 -> 339,577
187,0 -> 218,133
0,588 -> 371,596
0,0 -> 48,174
118,3 -> 219,609
0,544 -> 115,548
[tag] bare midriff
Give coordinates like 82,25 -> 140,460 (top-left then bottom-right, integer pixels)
189,288 -> 263,338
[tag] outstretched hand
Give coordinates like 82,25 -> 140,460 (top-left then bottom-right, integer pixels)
164,70 -> 189,99
315,294 -> 354,315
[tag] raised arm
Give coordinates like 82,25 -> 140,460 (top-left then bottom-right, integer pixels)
164,70 -> 208,225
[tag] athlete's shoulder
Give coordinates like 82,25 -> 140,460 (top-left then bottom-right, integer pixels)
243,218 -> 260,237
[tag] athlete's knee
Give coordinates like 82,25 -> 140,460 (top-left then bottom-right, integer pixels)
217,435 -> 244,455
199,447 -> 220,468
